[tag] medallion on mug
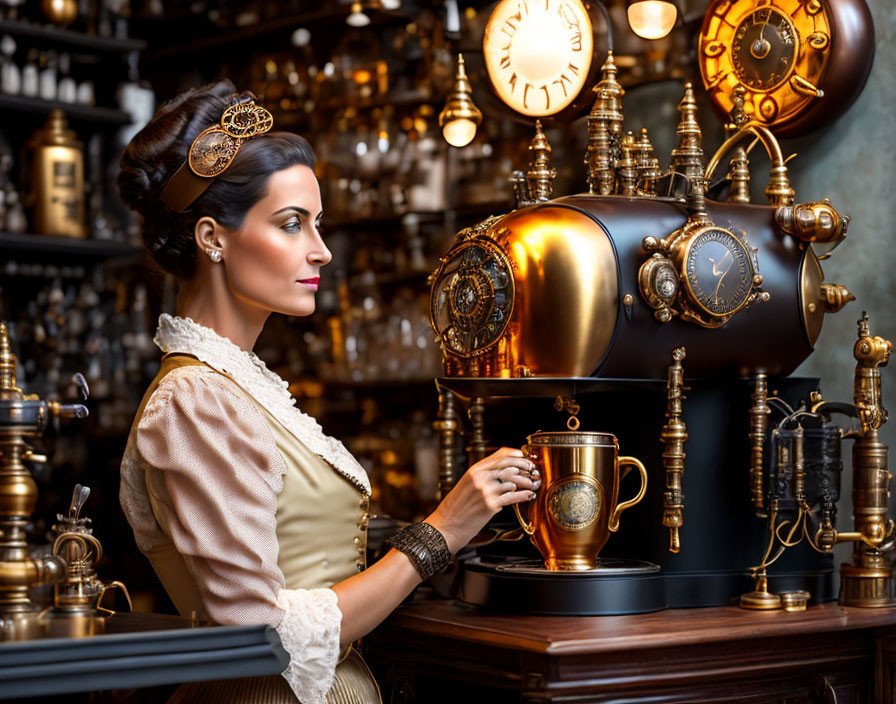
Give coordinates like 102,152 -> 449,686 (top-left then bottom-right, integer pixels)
514,431 -> 647,570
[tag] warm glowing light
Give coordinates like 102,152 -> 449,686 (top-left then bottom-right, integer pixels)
627,0 -> 677,40
483,0 -> 592,117
442,118 -> 477,148
346,2 -> 370,27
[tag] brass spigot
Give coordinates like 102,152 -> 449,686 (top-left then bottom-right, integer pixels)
0,322 -> 88,624
660,347 -> 688,553
820,284 -> 855,314
726,145 -> 751,204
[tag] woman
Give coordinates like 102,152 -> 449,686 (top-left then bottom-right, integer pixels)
117,81 -> 539,704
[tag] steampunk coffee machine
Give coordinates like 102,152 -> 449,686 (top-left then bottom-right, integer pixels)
428,0 -> 886,614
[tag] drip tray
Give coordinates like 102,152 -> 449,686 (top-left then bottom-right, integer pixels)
458,557 -> 667,616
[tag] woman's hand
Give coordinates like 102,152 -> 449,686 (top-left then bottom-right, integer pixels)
425,447 -> 541,554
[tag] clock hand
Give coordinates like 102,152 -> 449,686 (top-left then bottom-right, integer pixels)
713,257 -> 735,305
710,250 -> 732,277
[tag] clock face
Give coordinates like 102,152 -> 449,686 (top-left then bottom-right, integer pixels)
699,0 -> 837,132
483,0 -> 593,117
731,8 -> 798,91
430,241 -> 515,357
682,228 -> 755,317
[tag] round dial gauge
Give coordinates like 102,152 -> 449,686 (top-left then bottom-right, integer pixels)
682,227 -> 755,318
731,8 -> 797,91
482,0 -> 593,117
698,0 -> 874,136
430,241 -> 514,357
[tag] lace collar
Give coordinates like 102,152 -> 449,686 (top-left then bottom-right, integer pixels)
154,314 -> 370,495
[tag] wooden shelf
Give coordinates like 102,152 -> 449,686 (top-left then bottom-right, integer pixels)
143,5 -> 416,60
0,94 -> 132,126
0,232 -> 142,260
0,19 -> 146,53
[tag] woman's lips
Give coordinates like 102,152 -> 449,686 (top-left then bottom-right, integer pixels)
298,277 -> 320,291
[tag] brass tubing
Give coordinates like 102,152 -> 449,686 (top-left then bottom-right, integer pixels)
705,122 -> 794,206
793,426 -> 805,503
749,374 -> 771,515
660,347 -> 687,553
434,387 -> 459,498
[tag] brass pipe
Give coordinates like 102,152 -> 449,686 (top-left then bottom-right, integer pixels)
748,374 -> 771,516
793,426 -> 805,504
705,122 -> 795,206
660,347 -> 687,553
434,385 -> 459,498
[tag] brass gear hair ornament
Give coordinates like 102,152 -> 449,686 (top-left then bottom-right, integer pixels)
159,101 -> 274,212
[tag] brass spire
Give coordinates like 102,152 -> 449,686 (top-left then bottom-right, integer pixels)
0,322 -> 18,396
670,83 -> 708,218
527,120 -> 556,203
585,51 -> 625,191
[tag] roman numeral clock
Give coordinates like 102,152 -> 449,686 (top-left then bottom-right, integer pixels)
699,0 -> 874,137
483,0 -> 594,118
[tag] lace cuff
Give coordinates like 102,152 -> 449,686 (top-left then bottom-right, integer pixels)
276,587 -> 342,704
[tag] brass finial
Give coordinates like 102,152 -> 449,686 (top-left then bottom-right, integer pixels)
671,82 -> 705,184
726,145 -> 751,203
586,52 -> 626,193
586,122 -> 615,196
0,322 -> 18,395
527,120 -> 556,203
592,51 -> 624,137
671,83 -> 709,218
634,128 -> 655,169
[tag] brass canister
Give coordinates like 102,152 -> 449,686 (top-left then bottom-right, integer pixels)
26,110 -> 86,238
514,431 -> 647,570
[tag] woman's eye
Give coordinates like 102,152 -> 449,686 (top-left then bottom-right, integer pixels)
282,219 -> 303,234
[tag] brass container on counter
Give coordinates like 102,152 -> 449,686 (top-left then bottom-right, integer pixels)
25,110 -> 86,239
513,431 -> 647,570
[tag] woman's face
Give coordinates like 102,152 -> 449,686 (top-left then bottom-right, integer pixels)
220,164 -> 331,318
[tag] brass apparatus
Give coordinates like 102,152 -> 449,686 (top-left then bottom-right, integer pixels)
49,484 -> 131,618
431,50 -> 854,381
742,313 -> 894,609
659,347 -> 687,553
0,322 -> 87,634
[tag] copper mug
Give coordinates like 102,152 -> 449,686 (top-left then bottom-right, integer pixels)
513,431 -> 648,570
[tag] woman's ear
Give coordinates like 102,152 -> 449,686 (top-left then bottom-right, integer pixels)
195,216 -> 225,261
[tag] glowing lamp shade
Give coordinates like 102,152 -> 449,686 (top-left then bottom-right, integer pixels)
442,119 -> 478,148
439,55 -> 482,148
346,2 -> 370,27
627,0 -> 677,40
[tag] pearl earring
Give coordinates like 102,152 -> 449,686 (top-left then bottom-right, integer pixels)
208,250 -> 222,262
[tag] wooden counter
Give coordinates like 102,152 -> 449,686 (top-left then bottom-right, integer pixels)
366,599 -> 896,703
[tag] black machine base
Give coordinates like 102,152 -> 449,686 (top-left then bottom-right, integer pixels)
457,557 -> 835,616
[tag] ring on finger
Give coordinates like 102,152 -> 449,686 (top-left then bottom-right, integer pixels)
495,476 -> 504,484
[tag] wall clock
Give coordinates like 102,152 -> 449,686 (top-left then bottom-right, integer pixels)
482,0 -> 595,118
698,0 -> 874,137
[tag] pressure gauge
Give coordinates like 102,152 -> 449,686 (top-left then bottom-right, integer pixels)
681,226 -> 755,318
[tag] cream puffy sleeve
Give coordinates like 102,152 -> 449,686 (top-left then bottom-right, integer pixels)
134,367 -> 341,704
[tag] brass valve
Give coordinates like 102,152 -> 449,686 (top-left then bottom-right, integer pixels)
775,198 -> 850,244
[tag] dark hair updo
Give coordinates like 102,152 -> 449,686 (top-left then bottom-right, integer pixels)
117,79 -> 316,279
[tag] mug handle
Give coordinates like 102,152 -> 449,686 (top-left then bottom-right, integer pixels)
513,449 -> 538,536
608,456 -> 647,532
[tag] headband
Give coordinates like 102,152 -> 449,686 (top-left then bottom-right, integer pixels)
158,101 -> 274,213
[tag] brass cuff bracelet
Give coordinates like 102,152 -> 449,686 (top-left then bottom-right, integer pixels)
385,522 -> 452,581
